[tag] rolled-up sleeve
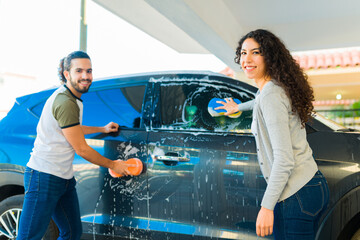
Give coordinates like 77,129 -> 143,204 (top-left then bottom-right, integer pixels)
238,99 -> 255,111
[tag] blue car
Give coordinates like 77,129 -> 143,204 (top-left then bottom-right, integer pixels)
0,71 -> 359,240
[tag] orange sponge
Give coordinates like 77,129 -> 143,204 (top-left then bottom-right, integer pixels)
109,158 -> 143,178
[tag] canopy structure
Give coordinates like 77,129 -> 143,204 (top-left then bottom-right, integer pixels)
93,0 -> 360,102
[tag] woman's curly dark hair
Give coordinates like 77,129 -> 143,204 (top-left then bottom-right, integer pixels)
235,29 -> 314,126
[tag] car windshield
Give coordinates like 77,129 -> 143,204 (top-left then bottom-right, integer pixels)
313,112 -> 348,131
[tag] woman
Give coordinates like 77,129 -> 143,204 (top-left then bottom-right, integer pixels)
216,29 -> 329,239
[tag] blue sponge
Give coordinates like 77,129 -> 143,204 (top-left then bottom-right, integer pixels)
208,98 -> 242,118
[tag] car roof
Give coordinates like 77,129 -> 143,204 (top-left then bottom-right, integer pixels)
93,70 -> 258,93
16,71 -> 257,106
95,70 -> 230,81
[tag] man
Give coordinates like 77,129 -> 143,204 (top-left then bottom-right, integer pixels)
18,51 -> 130,239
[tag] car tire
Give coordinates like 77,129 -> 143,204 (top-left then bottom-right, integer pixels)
0,194 -> 59,240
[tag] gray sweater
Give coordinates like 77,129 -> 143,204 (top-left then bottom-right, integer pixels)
238,80 -> 318,210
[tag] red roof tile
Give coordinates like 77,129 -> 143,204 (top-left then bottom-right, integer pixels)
313,99 -> 357,106
293,49 -> 360,70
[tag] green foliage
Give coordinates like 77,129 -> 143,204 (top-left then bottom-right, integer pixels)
330,105 -> 351,118
351,100 -> 360,116
328,100 -> 360,118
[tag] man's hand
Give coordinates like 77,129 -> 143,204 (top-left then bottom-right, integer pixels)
104,122 -> 119,133
110,160 -> 131,177
256,206 -> 274,237
214,98 -> 239,116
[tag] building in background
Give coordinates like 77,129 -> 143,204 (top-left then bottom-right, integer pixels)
295,48 -> 360,130
222,47 -> 360,129
293,47 -> 360,108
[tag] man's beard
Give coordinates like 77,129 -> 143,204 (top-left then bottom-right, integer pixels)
69,76 -> 92,94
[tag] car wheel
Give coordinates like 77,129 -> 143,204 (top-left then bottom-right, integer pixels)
0,194 -> 59,240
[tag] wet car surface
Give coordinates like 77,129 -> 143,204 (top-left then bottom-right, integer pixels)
0,71 -> 359,239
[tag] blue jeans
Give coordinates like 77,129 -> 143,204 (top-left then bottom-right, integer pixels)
273,171 -> 329,240
18,167 -> 82,240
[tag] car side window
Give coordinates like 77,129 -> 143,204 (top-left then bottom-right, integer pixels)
159,81 -> 253,132
30,101 -> 46,118
82,85 -> 146,129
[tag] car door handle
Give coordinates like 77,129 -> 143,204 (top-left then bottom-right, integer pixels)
153,155 -> 190,162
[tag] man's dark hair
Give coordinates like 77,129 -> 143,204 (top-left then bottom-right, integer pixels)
58,51 -> 91,84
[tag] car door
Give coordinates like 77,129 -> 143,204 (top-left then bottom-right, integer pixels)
146,75 -> 271,239
74,82 -> 151,239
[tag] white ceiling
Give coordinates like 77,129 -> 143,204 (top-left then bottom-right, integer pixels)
92,0 -> 360,72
